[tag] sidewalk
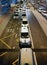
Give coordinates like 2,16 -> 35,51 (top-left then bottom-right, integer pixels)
0,14 -> 12,36
30,4 -> 47,36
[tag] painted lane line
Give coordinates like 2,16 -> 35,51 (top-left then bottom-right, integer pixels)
0,39 -> 11,49
12,59 -> 18,65
0,39 -> 11,57
0,52 -> 7,57
0,33 -> 16,40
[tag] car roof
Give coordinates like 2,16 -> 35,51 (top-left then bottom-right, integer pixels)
21,27 -> 28,32
22,18 -> 27,21
20,48 -> 33,65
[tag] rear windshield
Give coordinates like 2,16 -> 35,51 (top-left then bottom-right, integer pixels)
23,21 -> 27,24
21,33 -> 29,38
25,63 -> 29,65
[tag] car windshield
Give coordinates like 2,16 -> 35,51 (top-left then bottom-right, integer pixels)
23,21 -> 27,24
21,33 -> 29,38
25,63 -> 29,65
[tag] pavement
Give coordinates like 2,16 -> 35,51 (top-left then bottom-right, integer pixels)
0,13 -> 12,36
29,3 -> 47,37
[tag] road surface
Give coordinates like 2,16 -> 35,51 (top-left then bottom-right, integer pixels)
26,9 -> 47,65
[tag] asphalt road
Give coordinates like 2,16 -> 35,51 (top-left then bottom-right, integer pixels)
26,9 -> 47,65
0,8 -> 47,65
0,16 -> 21,65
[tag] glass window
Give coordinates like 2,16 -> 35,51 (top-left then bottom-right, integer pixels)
21,33 -> 29,38
25,63 -> 29,65
23,21 -> 27,24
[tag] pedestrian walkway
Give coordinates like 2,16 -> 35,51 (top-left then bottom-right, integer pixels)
0,14 -> 12,36
30,4 -> 47,36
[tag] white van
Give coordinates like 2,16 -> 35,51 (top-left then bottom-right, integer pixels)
19,48 -> 33,65
19,27 -> 31,48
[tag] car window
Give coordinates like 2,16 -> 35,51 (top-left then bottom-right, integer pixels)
23,21 -> 27,24
15,14 -> 18,16
25,63 -> 29,65
21,33 -> 29,38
